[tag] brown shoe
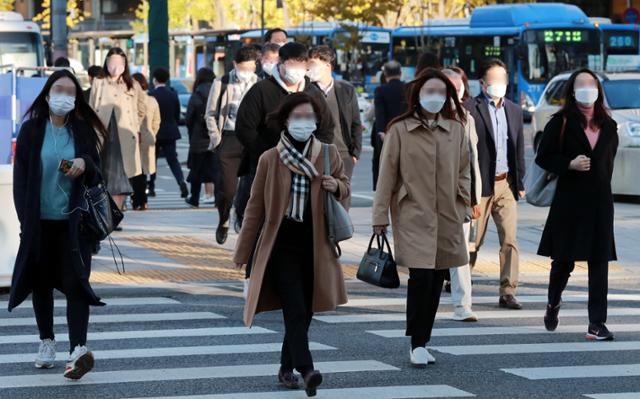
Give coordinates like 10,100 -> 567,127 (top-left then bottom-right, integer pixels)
499,295 -> 523,310
303,370 -> 323,397
278,369 -> 299,389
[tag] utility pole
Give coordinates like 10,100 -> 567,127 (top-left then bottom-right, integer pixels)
261,0 -> 265,41
51,0 -> 68,61
149,0 -> 169,85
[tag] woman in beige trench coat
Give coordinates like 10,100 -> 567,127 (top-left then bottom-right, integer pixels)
372,68 -> 471,368
234,93 -> 350,397
89,47 -> 146,210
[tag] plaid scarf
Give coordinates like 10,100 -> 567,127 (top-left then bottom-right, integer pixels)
277,134 -> 319,222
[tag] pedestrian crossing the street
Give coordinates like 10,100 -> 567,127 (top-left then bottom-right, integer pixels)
144,188 -> 215,211
1,284 -> 639,398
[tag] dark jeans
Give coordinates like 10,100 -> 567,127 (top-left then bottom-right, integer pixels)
32,220 -> 90,354
406,268 -> 446,349
234,165 -> 257,224
269,239 -> 314,374
548,260 -> 609,324
216,133 -> 243,227
150,139 -> 185,188
129,174 -> 147,208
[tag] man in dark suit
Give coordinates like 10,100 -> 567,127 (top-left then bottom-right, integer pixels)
149,67 -> 188,198
372,60 -> 406,190
464,58 -> 526,310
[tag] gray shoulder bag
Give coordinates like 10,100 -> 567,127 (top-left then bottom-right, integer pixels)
323,143 -> 354,257
525,117 -> 566,207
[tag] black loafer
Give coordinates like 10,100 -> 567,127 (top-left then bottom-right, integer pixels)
278,369 -> 299,389
179,182 -> 189,198
303,370 -> 323,397
499,295 -> 523,310
544,303 -> 561,331
216,225 -> 228,245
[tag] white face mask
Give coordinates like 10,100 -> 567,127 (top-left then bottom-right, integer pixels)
287,118 -> 316,142
574,87 -> 599,106
283,66 -> 306,85
306,65 -> 325,83
420,94 -> 446,114
47,93 -> 76,116
262,62 -> 276,76
486,83 -> 507,99
457,85 -> 465,101
236,70 -> 254,82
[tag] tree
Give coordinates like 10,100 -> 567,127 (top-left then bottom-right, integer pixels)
310,0 -> 404,27
0,0 -> 14,12
32,0 -> 88,29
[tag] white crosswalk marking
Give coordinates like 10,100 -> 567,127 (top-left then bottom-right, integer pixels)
0,343 -> 335,364
0,296 -> 181,309
0,360 -> 398,388
584,393 -> 640,399
0,312 -> 224,327
502,364 -> 640,380
315,308 -> 640,323
123,385 -> 476,399
432,341 -> 640,355
0,326 -> 274,345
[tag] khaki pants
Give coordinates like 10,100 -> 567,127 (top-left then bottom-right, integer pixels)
474,179 -> 519,296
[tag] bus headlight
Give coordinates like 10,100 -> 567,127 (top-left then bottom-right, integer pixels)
520,92 -> 536,113
619,121 -> 640,137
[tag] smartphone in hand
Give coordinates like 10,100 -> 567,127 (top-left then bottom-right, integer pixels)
59,159 -> 73,174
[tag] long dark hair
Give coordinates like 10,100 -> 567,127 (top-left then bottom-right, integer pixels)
389,67 -> 466,130
448,66 -> 471,102
267,92 -> 323,129
193,67 -> 215,93
102,47 -> 134,91
23,69 -> 107,151
557,68 -> 610,129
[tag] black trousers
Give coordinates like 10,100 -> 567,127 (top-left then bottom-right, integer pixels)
215,133 -> 243,227
149,139 -> 185,187
548,260 -> 609,324
372,137 -> 382,191
406,268 -> 446,349
268,239 -> 314,374
234,166 -> 257,223
32,220 -> 90,354
129,174 -> 147,208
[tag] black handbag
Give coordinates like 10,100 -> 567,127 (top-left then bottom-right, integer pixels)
82,182 -> 123,241
357,233 -> 400,289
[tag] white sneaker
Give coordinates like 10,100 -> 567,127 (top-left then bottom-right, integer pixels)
35,339 -> 56,369
63,345 -> 94,380
410,347 -> 436,367
201,196 -> 215,205
452,307 -> 479,322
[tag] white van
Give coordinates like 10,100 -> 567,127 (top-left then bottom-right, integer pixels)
0,11 -> 44,68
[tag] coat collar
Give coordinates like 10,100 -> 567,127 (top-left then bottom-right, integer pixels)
404,113 -> 454,133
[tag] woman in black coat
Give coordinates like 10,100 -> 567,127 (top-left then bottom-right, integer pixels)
536,68 -> 618,341
9,69 -> 107,380
185,67 -> 217,207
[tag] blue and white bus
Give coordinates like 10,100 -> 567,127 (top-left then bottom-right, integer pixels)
240,23 -> 392,94
599,23 -> 640,72
392,3 -> 602,114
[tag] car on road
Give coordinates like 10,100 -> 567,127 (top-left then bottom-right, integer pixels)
170,78 -> 193,125
531,72 -> 640,197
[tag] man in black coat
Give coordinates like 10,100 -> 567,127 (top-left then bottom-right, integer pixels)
372,60 -> 406,190
464,58 -> 526,310
149,67 -> 188,198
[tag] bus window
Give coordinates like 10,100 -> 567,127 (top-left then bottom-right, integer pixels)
603,29 -> 640,72
0,32 -> 41,68
521,29 -> 600,83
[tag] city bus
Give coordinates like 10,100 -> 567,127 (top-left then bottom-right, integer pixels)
0,11 -> 45,68
240,23 -> 392,94
392,3 -> 602,115
599,23 -> 640,72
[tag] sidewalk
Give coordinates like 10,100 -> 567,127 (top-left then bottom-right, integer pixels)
91,201 -> 639,286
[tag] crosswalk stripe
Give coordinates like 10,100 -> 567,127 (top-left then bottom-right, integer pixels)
0,360 -> 399,388
501,364 -> 640,380
368,323 -> 640,338
0,343 -> 335,364
584,393 -> 640,399
124,384 -> 475,399
0,326 -> 274,345
0,312 -> 224,327
432,341 -> 640,355
0,297 -> 181,309
344,294 -> 640,308
315,308 -> 640,323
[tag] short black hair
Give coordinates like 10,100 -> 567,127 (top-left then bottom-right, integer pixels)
309,45 -> 336,64
479,58 -> 507,79
267,92 -> 323,130
87,65 -> 102,78
265,28 -> 288,43
262,43 -> 281,56
279,42 -> 308,63
53,57 -> 70,67
153,67 -> 170,84
234,45 -> 259,64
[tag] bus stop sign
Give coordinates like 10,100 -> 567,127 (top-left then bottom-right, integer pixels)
623,8 -> 640,24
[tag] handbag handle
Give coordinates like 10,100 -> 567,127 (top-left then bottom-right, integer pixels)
367,232 -> 395,262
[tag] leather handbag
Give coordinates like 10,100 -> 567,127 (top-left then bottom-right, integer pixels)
82,182 -> 123,241
357,233 -> 400,289
525,116 -> 566,207
323,144 -> 353,257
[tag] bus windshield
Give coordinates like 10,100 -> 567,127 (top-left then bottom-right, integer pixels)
0,32 -> 41,68
521,28 -> 600,83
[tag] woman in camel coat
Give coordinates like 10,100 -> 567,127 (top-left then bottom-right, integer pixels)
234,93 -> 350,397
